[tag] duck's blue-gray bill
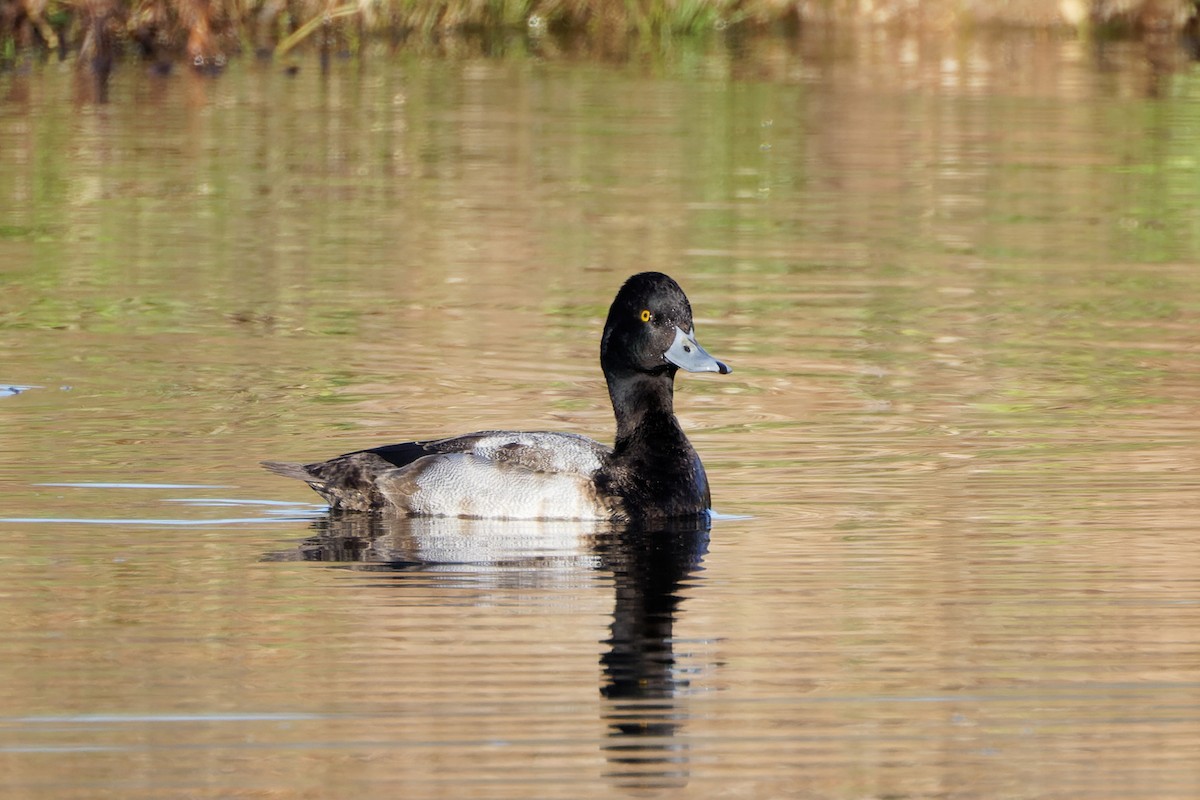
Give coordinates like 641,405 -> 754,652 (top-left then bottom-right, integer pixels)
665,326 -> 732,375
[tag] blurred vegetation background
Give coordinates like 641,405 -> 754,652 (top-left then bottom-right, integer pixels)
1,0 -> 1198,71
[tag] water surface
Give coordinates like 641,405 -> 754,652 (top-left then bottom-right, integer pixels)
2,29 -> 1199,799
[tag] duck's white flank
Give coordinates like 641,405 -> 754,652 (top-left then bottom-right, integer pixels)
378,452 -> 610,520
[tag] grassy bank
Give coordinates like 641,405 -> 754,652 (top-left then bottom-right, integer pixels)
1,0 -> 1197,70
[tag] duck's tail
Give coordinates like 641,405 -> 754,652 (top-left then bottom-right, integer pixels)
260,460 -> 317,482
261,452 -> 396,511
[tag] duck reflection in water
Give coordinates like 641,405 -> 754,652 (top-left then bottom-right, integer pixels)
594,518 -> 710,791
265,513 -> 712,791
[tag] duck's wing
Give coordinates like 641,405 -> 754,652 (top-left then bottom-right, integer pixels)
421,430 -> 611,477
377,451 -> 614,520
262,430 -> 613,515
375,431 -> 616,519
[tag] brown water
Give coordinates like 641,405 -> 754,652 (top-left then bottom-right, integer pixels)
2,29 -> 1199,799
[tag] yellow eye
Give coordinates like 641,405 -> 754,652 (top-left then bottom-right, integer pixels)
639,309 -> 651,322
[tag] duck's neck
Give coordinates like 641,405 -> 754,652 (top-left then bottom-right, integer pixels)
607,370 -> 682,449
602,368 -> 712,519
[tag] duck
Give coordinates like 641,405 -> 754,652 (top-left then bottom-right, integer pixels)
262,272 -> 732,520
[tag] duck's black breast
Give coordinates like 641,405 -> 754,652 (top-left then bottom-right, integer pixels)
595,411 -> 712,520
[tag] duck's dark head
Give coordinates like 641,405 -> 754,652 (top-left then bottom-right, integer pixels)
601,272 -> 731,378
600,273 -> 730,433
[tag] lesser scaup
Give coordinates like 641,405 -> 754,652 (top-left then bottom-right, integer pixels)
262,272 -> 731,520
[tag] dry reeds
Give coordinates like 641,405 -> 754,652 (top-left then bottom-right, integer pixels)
0,0 -> 1196,73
